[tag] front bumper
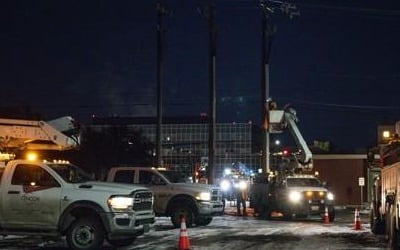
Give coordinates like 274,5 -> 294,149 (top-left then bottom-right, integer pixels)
284,199 -> 334,215
197,201 -> 224,216
104,211 -> 155,240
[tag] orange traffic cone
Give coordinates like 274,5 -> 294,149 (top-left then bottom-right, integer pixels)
353,208 -> 362,230
323,206 -> 330,224
177,216 -> 191,250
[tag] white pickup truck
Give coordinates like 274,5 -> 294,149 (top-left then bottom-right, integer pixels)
0,160 -> 155,250
106,167 -> 224,228
268,174 -> 335,221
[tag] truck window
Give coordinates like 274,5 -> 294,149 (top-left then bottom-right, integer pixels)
160,171 -> 190,183
114,170 -> 135,184
48,164 -> 93,183
139,171 -> 165,185
287,178 -> 321,187
11,164 -> 60,187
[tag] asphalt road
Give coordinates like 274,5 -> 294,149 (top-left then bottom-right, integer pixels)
0,208 -> 388,250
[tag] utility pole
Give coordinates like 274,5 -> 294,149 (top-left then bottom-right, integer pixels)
260,1 -> 272,176
207,0 -> 216,184
156,2 -> 167,168
260,0 -> 299,176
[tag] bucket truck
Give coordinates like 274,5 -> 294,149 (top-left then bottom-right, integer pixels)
252,106 -> 335,221
370,121 -> 400,249
0,116 -> 155,250
0,116 -> 80,152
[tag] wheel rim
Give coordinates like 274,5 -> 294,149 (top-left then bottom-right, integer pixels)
72,225 -> 95,247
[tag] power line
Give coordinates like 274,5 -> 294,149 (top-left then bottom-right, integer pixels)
278,98 -> 400,110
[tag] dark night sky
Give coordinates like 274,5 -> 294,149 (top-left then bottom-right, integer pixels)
1,0 -> 400,150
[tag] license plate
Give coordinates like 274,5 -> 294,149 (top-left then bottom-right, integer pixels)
311,205 -> 319,211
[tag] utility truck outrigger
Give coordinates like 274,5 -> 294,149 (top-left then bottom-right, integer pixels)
0,116 -> 155,250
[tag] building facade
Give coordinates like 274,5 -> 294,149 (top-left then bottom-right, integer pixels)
91,116 -> 378,206
91,116 -> 261,178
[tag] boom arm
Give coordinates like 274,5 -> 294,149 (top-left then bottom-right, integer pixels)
0,116 -> 80,151
284,109 -> 312,164
269,108 -> 312,166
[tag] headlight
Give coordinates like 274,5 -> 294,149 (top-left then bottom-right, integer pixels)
238,181 -> 247,190
327,192 -> 334,201
196,192 -> 211,201
108,196 -> 134,210
289,191 -> 302,203
220,180 -> 231,191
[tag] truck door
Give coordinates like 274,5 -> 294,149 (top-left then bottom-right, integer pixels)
2,164 -> 62,229
138,170 -> 169,214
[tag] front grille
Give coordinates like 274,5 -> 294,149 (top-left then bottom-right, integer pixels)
132,190 -> 153,211
302,191 -> 326,200
211,188 -> 222,201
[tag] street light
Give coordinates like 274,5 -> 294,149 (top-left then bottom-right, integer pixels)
382,131 -> 390,138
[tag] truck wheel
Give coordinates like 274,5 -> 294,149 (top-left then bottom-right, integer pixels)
108,237 -> 136,247
195,216 -> 213,226
171,206 -> 194,228
66,217 -> 104,250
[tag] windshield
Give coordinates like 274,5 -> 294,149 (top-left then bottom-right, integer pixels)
48,164 -> 94,183
159,171 -> 191,183
287,178 -> 322,187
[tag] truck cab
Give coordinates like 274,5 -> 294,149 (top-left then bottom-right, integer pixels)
269,174 -> 335,221
106,167 -> 224,228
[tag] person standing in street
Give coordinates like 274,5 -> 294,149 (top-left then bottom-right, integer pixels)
236,178 -> 249,216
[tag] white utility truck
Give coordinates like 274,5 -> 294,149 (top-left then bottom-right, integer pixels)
106,167 -> 224,228
253,107 -> 335,220
0,117 -> 155,250
370,121 -> 400,249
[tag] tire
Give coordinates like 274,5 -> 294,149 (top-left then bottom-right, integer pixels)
108,238 -> 136,247
170,206 -> 194,228
66,217 -> 105,250
195,216 -> 213,226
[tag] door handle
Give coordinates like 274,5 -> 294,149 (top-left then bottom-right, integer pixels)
8,191 -> 20,194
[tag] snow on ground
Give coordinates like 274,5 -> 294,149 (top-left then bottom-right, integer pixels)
128,209 -> 386,250
0,207 -> 386,250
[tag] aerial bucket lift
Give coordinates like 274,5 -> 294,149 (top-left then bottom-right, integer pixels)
269,107 -> 313,172
0,116 -> 80,159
